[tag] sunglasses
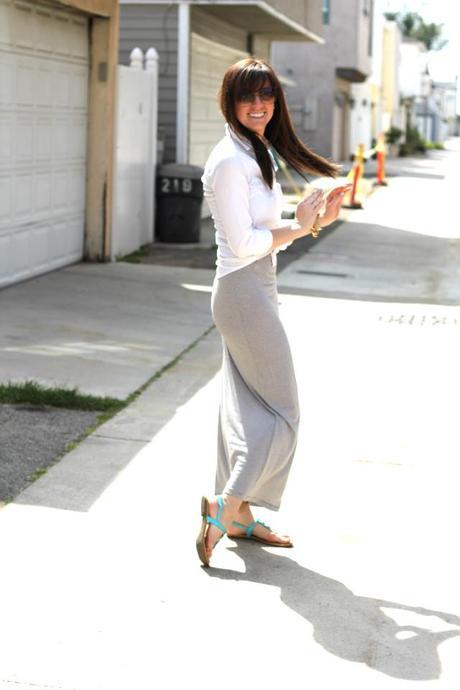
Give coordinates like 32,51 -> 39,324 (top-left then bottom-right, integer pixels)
237,86 -> 276,103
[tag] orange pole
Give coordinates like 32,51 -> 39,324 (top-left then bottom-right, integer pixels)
349,162 -> 360,206
348,144 -> 364,208
376,133 -> 388,186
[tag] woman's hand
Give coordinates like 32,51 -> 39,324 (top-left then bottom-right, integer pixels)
319,184 -> 352,227
295,189 -> 326,231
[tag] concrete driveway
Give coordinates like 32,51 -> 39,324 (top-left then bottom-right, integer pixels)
0,140 -> 459,689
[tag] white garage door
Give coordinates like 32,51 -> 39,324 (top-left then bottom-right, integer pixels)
0,0 -> 89,288
189,33 -> 247,166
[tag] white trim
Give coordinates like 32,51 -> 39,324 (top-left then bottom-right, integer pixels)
177,3 -> 190,163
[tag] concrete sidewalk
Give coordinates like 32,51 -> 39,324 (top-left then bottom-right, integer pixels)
1,141 -> 460,689
0,262 -> 215,399
0,262 -> 217,501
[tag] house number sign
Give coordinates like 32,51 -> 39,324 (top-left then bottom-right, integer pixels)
160,177 -> 193,194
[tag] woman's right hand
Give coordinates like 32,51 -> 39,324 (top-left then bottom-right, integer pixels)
295,189 -> 326,232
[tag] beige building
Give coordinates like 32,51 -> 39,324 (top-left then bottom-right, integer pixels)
271,0 -> 373,162
1,0 -> 119,288
380,18 -> 405,134
119,0 -> 325,167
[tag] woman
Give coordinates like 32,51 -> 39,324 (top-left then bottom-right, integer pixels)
196,58 -> 350,567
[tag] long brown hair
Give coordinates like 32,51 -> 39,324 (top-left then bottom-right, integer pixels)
219,58 -> 341,189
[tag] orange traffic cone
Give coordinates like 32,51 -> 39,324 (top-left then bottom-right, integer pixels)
343,143 -> 365,209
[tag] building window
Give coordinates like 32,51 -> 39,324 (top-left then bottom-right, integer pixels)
322,0 -> 330,25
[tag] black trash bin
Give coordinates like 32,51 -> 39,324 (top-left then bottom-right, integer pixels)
156,164 -> 204,243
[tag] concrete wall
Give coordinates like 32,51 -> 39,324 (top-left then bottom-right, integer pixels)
381,20 -> 402,132
271,0 -> 372,160
349,82 -> 373,154
269,0 -> 323,37
399,39 -> 426,99
332,0 -> 372,81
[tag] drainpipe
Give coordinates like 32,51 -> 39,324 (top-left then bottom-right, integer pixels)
177,2 -> 190,164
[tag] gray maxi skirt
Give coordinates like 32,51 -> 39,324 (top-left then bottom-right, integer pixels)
211,254 -> 300,511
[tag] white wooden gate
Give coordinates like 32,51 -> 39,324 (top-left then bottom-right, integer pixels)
111,47 -> 159,259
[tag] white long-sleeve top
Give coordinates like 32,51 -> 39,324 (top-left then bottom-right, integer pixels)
202,123 -> 290,279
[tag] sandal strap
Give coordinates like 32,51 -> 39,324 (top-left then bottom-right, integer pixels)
206,516 -> 227,533
206,495 -> 227,534
232,518 -> 270,538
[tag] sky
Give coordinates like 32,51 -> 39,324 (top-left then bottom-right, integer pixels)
382,0 -> 460,83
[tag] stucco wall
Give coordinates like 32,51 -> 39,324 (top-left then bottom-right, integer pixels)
271,0 -> 372,159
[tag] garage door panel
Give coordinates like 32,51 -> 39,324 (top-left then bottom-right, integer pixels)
65,168 -> 85,210
35,174 -> 52,213
36,9 -> 53,51
13,228 -> 30,273
17,57 -> 35,104
0,178 -> 11,220
70,119 -> 87,157
36,119 -> 52,159
31,224 -> 50,265
14,174 -> 33,216
55,15 -> 73,54
68,217 -> 84,254
53,171 -> 69,210
0,0 -> 89,287
51,220 -> 67,259
36,64 -> 53,106
16,119 -> 33,161
72,67 -> 89,107
54,120 -> 71,157
0,2 -> 10,42
0,57 -> 15,102
0,236 -> 10,275
70,18 -> 89,59
0,118 -> 13,163
14,3 -> 34,48
55,168 -> 86,213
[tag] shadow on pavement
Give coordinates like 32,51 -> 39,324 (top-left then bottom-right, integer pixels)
206,542 -> 460,681
278,222 -> 460,306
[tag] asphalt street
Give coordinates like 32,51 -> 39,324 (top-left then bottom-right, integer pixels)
0,141 -> 459,689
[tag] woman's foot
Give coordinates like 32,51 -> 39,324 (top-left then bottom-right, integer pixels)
198,495 -> 241,565
227,502 -> 292,547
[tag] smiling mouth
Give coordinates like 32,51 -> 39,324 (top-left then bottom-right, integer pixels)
249,113 -> 266,118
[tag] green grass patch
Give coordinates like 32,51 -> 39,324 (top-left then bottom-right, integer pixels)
0,380 -> 124,413
0,327 -> 217,506
116,244 -> 151,263
27,466 -> 49,483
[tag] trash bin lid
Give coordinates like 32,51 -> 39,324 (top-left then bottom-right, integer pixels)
157,163 -> 204,179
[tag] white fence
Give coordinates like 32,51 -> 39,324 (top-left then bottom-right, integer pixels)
111,48 -> 159,259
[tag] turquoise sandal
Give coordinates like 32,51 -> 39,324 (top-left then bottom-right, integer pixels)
229,519 -> 293,547
196,495 -> 227,567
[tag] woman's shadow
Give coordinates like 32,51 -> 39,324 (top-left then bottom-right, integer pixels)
205,542 -> 460,680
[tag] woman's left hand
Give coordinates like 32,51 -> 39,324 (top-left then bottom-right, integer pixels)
319,185 -> 352,227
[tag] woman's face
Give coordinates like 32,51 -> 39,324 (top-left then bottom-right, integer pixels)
234,79 -> 275,137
